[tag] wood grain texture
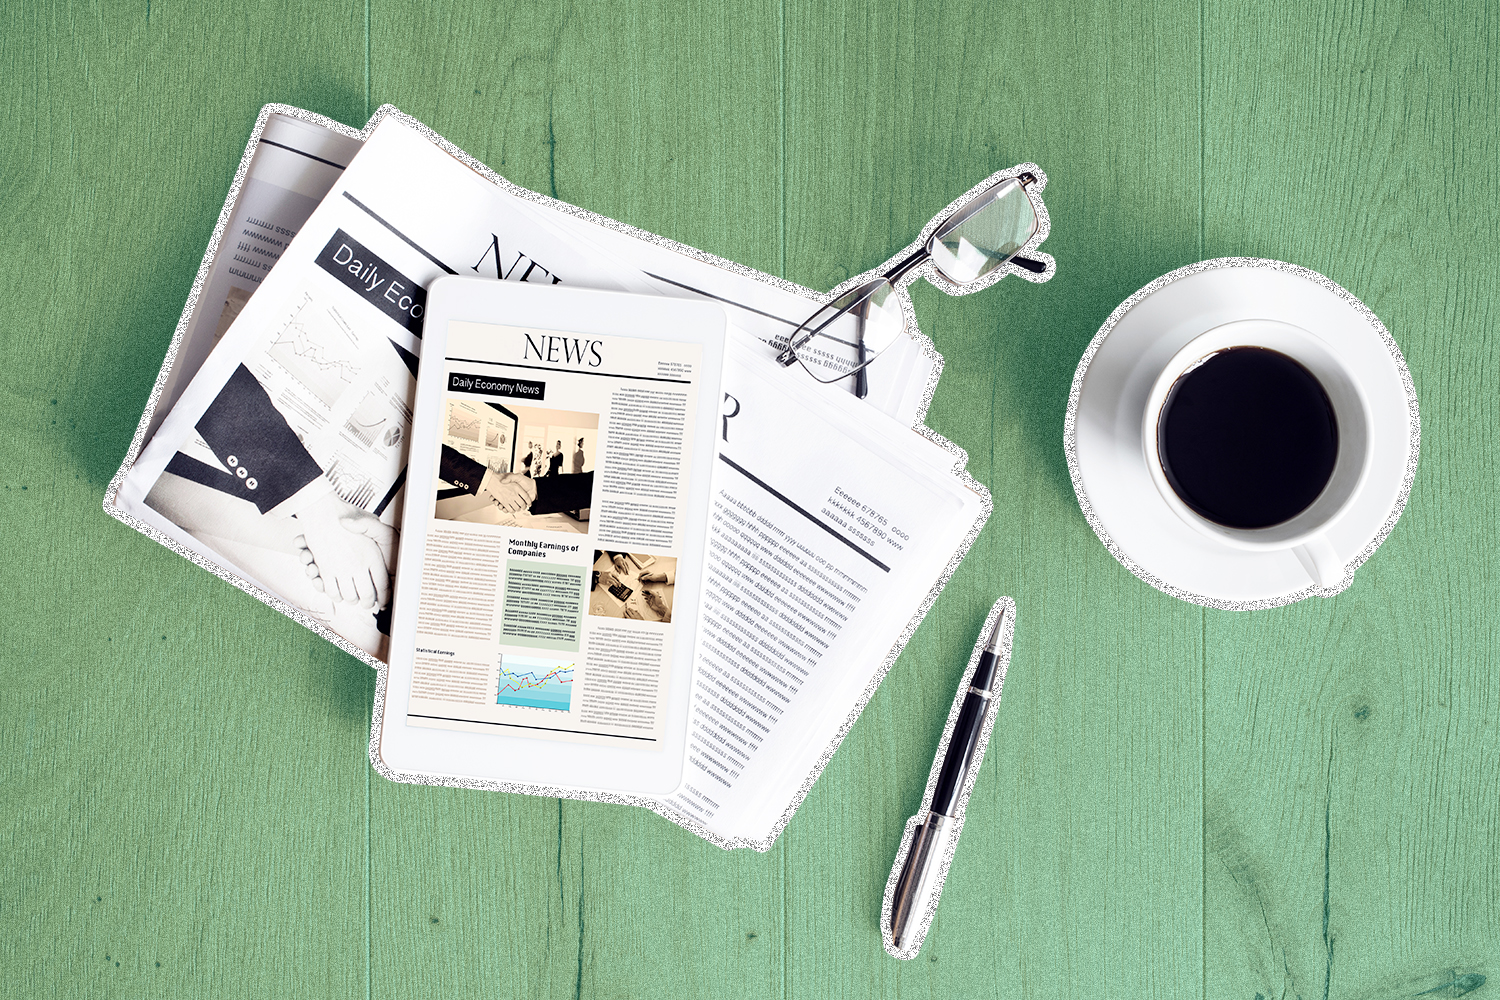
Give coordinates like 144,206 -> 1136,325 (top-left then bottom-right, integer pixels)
365,3 -> 787,997
1201,2 -> 1500,998
3,0 -> 1498,996
779,2 -> 1206,997
0,2 -> 373,997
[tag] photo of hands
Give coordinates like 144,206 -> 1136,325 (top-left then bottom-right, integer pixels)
588,551 -> 675,623
140,363 -> 401,656
433,400 -> 598,534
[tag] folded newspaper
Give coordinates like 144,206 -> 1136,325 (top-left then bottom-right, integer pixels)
105,104 -> 1051,849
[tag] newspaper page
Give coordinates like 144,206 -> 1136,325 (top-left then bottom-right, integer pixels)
116,106 -> 939,664
116,114 -> 647,657
147,113 -> 364,441
400,320 -> 710,746
507,197 -> 939,426
658,342 -> 987,845
111,104 -> 990,848
157,106 -> 934,432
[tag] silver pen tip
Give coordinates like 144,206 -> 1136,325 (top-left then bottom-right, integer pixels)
984,606 -> 1009,654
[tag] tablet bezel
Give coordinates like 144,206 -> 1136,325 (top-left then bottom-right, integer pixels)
377,276 -> 726,796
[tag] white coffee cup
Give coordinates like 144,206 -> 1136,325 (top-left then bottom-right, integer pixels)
1141,318 -> 1373,590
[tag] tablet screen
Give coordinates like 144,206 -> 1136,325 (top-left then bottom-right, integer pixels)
403,319 -> 705,748
377,278 -> 727,797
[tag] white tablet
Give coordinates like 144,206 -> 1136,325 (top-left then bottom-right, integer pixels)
377,276 -> 726,796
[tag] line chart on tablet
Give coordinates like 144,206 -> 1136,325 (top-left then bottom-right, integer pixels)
496,656 -> 576,712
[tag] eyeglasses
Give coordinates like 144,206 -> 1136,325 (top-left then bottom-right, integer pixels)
776,169 -> 1049,395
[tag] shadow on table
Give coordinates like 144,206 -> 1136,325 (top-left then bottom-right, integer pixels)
63,83 -> 365,493
52,82 -> 383,700
918,202 -> 1203,507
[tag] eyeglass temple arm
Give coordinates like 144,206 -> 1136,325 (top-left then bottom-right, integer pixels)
777,299 -> 852,365
853,314 -> 869,399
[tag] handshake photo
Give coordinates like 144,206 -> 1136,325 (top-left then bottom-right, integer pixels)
291,444 -> 605,610
438,444 -> 596,521
478,469 -> 542,513
292,492 -> 396,610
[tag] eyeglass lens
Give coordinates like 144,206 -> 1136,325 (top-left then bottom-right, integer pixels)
787,279 -> 906,384
784,175 -> 1040,384
926,177 -> 1039,285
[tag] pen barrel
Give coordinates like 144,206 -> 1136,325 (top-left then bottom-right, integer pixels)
929,690 -> 990,817
969,648 -> 1001,693
888,813 -> 954,949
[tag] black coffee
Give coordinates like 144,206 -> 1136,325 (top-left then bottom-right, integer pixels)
1158,346 -> 1338,529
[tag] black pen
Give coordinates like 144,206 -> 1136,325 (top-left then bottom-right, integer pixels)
888,605 -> 1009,951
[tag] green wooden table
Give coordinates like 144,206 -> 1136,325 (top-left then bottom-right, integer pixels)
3,2 -> 1496,996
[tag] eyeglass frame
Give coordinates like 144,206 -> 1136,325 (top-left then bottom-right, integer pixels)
776,163 -> 1054,396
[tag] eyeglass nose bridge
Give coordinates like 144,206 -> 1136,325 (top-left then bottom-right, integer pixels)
883,247 -> 933,287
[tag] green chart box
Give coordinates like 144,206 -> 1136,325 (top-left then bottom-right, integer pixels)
500,559 -> 588,652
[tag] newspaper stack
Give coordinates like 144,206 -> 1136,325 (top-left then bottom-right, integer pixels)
106,104 -> 1022,849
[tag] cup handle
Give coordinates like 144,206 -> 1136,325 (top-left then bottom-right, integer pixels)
1293,535 -> 1345,591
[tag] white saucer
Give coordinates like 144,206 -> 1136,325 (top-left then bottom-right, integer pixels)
1064,258 -> 1419,609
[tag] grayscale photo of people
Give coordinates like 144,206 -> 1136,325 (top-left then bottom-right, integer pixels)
433,400 -> 598,535
588,551 -> 675,623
